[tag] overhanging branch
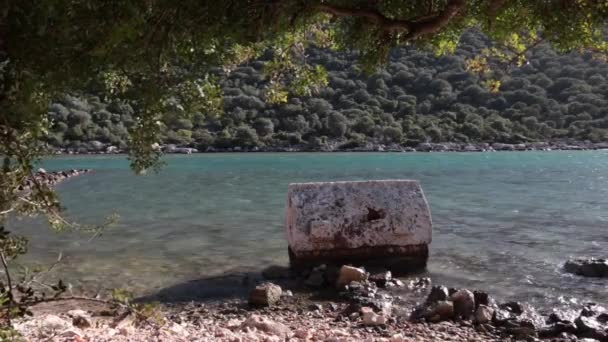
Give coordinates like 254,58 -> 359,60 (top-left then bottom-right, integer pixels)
314,0 -> 467,40
314,3 -> 412,32
403,0 -> 467,40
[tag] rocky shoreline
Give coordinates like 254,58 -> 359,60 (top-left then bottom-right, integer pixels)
14,263 -> 607,341
17,168 -> 93,192
50,140 -> 608,155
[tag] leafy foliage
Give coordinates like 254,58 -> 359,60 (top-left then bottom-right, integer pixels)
1,0 -> 608,332
44,31 -> 608,150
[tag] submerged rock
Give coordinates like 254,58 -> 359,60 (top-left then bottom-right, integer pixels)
564,258 -> 608,277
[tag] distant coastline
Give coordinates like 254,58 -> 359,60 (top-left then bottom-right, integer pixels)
49,140 -> 608,155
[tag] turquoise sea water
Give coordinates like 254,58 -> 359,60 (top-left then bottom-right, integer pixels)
8,151 -> 608,308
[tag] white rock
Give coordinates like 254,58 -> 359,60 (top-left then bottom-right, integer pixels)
59,329 -> 84,339
336,265 -> 368,288
226,318 -> 243,330
474,305 -> 494,324
362,311 -> 387,326
295,327 -> 313,339
241,314 -> 292,338
67,309 -> 89,318
167,322 -> 189,337
390,333 -> 406,342
215,327 -> 236,339
41,314 -> 72,331
360,306 -> 375,315
249,282 -> 282,306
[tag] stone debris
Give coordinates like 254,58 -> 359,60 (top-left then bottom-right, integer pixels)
336,265 -> 368,288
362,310 -> 388,326
427,301 -> 455,323
474,305 -> 494,325
450,289 -> 476,319
13,263 -> 606,342
369,269 -> 392,287
305,268 -> 326,288
427,285 -> 449,303
67,309 -> 92,328
241,314 -> 293,338
249,282 -> 282,306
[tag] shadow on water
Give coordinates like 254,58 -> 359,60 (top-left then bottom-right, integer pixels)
135,269 -> 261,304
135,264 -> 432,305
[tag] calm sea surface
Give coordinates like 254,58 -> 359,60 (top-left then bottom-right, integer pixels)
8,152 -> 608,309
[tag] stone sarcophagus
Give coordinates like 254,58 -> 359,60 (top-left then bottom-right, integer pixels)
285,180 -> 432,272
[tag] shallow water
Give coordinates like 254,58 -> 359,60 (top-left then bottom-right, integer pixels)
8,151 -> 608,309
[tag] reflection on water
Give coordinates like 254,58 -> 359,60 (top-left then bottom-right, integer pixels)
9,151 -> 608,309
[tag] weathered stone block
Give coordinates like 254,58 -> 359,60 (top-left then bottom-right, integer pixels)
285,180 -> 432,272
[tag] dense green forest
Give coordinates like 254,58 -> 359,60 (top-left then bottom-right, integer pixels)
46,31 -> 608,153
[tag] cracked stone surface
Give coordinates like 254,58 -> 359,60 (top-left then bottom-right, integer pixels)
285,180 -> 432,257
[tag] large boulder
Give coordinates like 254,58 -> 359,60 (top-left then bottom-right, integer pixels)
564,258 -> 608,278
285,180 -> 432,272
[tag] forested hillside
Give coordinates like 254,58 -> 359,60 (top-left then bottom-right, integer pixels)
46,31 -> 608,153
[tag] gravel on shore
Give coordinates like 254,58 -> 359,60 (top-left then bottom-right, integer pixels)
14,298 -> 500,342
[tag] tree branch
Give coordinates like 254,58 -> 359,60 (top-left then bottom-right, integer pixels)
0,208 -> 14,216
403,0 -> 467,40
314,0 -> 467,40
486,0 -> 508,28
487,0 -> 508,17
314,4 -> 412,32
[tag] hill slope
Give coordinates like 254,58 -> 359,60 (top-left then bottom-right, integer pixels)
46,31 -> 608,153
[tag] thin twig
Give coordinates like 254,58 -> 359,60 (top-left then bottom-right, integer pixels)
24,252 -> 63,286
0,207 -> 14,215
29,296 -> 118,306
0,251 -> 13,326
